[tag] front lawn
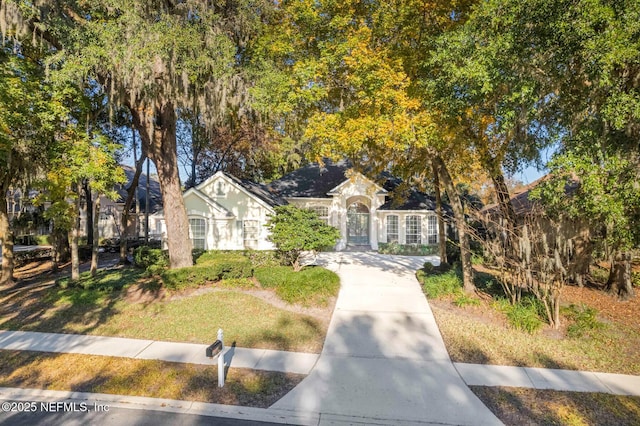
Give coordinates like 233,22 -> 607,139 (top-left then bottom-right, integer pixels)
417,265 -> 640,375
0,350 -> 303,407
1,255 -> 341,353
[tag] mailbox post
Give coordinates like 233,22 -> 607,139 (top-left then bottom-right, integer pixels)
205,328 -> 226,387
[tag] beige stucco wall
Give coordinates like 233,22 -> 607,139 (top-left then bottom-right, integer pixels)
183,173 -> 276,250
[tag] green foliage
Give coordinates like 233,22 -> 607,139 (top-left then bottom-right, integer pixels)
496,297 -> 544,334
160,252 -> 253,291
265,205 -> 340,271
378,242 -> 438,256
562,304 -> 606,339
254,266 -> 340,307
57,268 -> 144,292
133,247 -> 169,270
417,268 -> 463,298
453,293 -> 481,308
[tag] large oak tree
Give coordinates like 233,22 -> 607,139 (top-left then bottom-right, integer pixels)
2,0 -> 270,268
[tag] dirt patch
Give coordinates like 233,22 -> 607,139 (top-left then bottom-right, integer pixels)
563,284 -> 640,331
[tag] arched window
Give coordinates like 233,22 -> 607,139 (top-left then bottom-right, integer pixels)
189,217 -> 206,250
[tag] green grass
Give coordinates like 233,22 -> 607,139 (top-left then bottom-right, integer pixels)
495,297 -> 545,334
562,304 -> 606,338
2,264 -> 334,352
56,268 -> 149,292
0,350 -> 303,407
255,266 -> 340,306
416,268 -> 463,298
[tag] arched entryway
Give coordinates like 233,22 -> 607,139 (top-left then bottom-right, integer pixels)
347,201 -> 370,246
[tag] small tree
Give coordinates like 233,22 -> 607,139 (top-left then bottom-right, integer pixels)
266,205 -> 340,271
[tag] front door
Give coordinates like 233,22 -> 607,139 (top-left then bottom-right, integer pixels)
347,202 -> 370,245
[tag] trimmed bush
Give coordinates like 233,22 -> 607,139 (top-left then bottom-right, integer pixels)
160,252 -> 253,290
378,242 -> 438,256
134,246 -> 169,270
255,266 -> 340,306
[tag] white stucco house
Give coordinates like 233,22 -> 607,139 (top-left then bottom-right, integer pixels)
154,160 -> 447,252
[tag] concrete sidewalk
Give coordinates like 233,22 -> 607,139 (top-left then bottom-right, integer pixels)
272,252 -> 503,426
0,330 -> 318,375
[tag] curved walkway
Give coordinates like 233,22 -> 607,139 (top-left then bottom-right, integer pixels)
272,252 -> 502,425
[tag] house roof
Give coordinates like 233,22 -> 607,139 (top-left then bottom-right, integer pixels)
481,174 -> 578,217
222,172 -> 288,208
116,165 -> 163,213
267,159 -> 352,198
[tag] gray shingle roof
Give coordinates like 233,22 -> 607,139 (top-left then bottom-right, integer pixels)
267,159 -> 352,198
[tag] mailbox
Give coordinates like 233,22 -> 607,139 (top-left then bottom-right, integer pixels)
206,340 -> 223,358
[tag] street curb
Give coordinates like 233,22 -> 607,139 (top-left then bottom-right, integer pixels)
0,387 -> 318,425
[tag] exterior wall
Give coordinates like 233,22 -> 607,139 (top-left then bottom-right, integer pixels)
377,211 -> 440,246
183,174 -> 276,251
289,175 -> 387,251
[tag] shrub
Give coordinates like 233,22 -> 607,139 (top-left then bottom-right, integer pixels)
57,268 -> 144,292
134,247 -> 169,270
265,205 -> 340,271
160,252 -> 253,290
563,304 -> 605,338
255,266 -> 340,306
378,242 -> 438,256
497,297 -> 544,334
417,269 -> 463,298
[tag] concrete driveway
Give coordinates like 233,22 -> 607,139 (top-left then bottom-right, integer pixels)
272,252 -> 502,425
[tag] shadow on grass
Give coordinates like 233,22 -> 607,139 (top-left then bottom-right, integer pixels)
471,386 -> 640,426
242,316 -> 324,353
0,349 -> 303,409
0,268 -> 148,336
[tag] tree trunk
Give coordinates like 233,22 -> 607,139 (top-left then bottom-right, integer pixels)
70,182 -> 82,281
120,152 -> 147,264
84,181 -> 93,247
90,195 -> 100,276
130,98 -> 193,269
432,162 -> 448,265
0,186 -> 15,285
606,250 -> 634,299
431,154 -> 475,292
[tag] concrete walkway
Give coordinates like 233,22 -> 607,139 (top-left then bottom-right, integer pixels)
0,330 -> 318,375
272,252 -> 502,425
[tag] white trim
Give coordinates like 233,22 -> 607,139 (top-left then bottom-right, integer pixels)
327,172 -> 387,195
183,187 -> 234,217
200,171 -> 277,214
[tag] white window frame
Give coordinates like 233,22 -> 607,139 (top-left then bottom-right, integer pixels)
427,215 -> 438,245
243,220 -> 260,249
386,215 -> 399,243
405,215 -> 422,245
189,217 -> 206,250
309,205 -> 329,225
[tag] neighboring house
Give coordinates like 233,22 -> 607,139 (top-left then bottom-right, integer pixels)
94,165 -> 163,240
156,160 -> 448,252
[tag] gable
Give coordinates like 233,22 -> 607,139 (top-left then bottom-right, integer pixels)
194,171 -> 277,218
183,188 -> 233,218
327,171 -> 387,198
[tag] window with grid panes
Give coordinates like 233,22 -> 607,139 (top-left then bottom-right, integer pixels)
189,218 -> 206,250
427,216 -> 438,244
386,215 -> 399,242
405,215 -> 422,244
